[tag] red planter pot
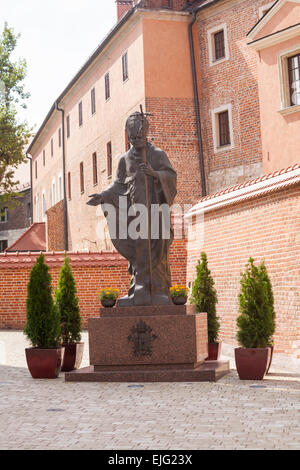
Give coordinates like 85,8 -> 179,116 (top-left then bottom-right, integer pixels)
25,347 -> 65,379
235,347 -> 271,380
171,296 -> 187,305
61,342 -> 84,372
205,341 -> 222,361
266,345 -> 274,374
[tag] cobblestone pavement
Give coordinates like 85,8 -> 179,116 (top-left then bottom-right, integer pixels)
0,331 -> 299,450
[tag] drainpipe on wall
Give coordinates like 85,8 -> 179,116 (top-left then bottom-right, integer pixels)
26,153 -> 33,225
55,101 -> 69,251
188,10 -> 207,197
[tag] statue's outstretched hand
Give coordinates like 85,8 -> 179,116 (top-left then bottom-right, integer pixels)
87,193 -> 105,206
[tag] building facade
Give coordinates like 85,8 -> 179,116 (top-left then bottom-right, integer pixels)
248,0 -> 300,173
0,156 -> 32,252
27,0 -> 295,253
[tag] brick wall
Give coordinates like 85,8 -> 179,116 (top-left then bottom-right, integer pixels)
0,188 -> 31,233
195,0 -> 271,193
187,184 -> 300,359
146,97 -> 203,205
46,200 -> 65,251
0,238 -> 186,329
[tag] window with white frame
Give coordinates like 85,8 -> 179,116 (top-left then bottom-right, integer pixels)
279,46 -> 300,112
42,191 -> 46,221
52,179 -> 56,206
35,194 -> 39,222
207,23 -> 229,66
211,103 -> 234,153
58,173 -> 63,201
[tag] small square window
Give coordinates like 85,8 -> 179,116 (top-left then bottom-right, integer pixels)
218,111 -> 231,147
288,54 -> 300,106
91,87 -> 96,115
278,48 -> 300,113
214,30 -> 225,61
92,152 -> 98,185
0,207 -> 8,223
66,115 -> 70,138
67,172 -> 71,200
211,104 -> 234,153
105,73 -> 110,101
80,162 -> 84,193
79,101 -> 83,127
107,142 -> 112,177
58,128 -> 62,147
122,52 -> 128,82
208,24 -> 229,66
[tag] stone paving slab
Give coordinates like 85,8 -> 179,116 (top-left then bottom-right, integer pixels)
0,330 -> 299,450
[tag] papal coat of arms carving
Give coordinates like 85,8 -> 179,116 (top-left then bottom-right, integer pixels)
128,320 -> 157,357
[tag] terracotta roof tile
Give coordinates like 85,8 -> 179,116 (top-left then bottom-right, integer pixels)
199,163 -> 300,203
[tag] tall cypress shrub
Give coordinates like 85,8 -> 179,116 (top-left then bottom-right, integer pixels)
55,255 -> 81,344
190,252 -> 220,343
24,254 -> 60,348
237,258 -> 275,348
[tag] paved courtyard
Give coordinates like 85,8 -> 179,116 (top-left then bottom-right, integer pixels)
0,330 -> 299,450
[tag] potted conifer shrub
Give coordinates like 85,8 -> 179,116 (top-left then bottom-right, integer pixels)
235,258 -> 275,380
24,254 -> 63,379
55,255 -> 84,372
190,252 -> 221,360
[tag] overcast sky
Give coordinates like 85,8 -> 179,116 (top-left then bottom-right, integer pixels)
1,0 -> 117,131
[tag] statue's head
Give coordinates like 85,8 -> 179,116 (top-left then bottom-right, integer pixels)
125,112 -> 149,150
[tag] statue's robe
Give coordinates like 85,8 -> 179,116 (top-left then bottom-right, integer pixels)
99,142 -> 177,306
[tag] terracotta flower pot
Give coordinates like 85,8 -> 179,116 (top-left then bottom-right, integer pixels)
205,341 -> 222,361
25,347 -> 65,379
266,345 -> 274,374
235,347 -> 271,380
171,296 -> 187,305
101,298 -> 116,308
61,342 -> 84,372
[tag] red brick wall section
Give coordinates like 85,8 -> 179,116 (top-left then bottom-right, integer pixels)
195,0 -> 272,191
146,97 -> 203,205
142,0 -> 187,10
0,239 -> 186,329
46,200 -> 65,251
187,185 -> 300,359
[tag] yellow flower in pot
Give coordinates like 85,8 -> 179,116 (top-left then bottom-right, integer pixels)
169,285 -> 189,305
98,288 -> 119,308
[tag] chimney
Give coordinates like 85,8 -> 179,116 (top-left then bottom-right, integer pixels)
116,0 -> 135,21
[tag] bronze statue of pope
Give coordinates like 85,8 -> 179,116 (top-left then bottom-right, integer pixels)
87,111 -> 177,306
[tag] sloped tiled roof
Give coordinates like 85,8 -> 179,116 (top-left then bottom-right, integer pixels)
5,223 -> 46,252
199,163 -> 300,204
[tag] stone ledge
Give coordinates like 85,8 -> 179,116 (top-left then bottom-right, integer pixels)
65,361 -> 230,383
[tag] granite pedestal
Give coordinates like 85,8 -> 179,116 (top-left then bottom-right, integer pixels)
65,305 -> 230,382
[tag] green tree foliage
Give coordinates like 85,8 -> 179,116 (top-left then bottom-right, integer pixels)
24,254 -> 61,349
55,256 -> 82,344
0,22 -> 31,203
237,258 -> 275,349
190,252 -> 220,343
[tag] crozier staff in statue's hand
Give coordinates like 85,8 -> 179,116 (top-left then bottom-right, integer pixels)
139,162 -> 158,181
87,193 -> 105,206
